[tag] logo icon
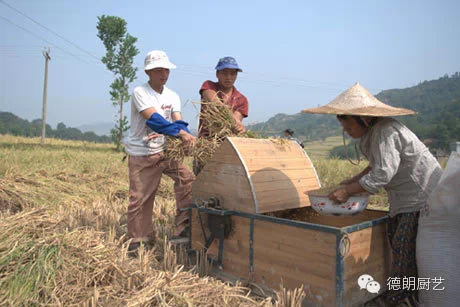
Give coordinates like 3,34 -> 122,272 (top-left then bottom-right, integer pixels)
366,280 -> 381,293
357,274 -> 381,293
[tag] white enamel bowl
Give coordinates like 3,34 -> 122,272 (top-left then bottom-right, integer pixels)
307,191 -> 370,216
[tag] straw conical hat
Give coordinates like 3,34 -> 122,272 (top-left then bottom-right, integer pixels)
302,82 -> 415,117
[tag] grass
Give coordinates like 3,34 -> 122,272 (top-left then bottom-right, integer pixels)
0,134 -> 390,305
302,135 -> 343,159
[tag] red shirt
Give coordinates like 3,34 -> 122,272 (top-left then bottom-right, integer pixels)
198,80 -> 249,138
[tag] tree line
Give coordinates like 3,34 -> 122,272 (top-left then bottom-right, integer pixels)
0,112 -> 111,143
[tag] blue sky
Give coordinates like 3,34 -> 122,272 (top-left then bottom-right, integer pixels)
1,0 -> 459,131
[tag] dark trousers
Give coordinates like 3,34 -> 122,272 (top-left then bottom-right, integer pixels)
386,212 -> 420,306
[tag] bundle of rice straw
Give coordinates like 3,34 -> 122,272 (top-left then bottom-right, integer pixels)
164,95 -> 285,166
197,99 -> 242,140
164,98 -> 244,165
164,136 -> 220,165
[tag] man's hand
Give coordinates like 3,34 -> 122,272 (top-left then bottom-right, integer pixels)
232,111 -> 245,134
234,121 -> 246,134
178,130 -> 196,151
147,132 -> 160,140
328,187 -> 350,204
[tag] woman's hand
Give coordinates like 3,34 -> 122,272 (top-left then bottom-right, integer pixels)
328,187 -> 350,204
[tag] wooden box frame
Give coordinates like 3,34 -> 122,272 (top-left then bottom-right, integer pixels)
189,206 -> 390,307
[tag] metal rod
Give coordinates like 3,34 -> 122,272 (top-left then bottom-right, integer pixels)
335,233 -> 344,307
249,217 -> 254,281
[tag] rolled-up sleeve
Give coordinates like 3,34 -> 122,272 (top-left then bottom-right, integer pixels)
359,127 -> 401,194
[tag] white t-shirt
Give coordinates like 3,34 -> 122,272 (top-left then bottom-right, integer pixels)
125,83 -> 181,156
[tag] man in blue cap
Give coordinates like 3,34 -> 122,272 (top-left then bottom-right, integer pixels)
194,56 -> 249,175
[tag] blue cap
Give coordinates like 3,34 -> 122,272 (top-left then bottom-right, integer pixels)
215,56 -> 242,72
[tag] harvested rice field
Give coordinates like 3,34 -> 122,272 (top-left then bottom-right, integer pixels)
0,134 -> 388,306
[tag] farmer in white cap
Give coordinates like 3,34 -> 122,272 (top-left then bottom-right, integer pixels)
303,83 -> 442,306
125,50 -> 196,253
194,56 -> 249,175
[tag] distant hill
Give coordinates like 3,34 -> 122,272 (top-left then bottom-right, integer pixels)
77,122 -> 114,137
248,72 -> 460,151
376,73 -> 460,150
247,113 -> 341,142
0,112 -> 111,143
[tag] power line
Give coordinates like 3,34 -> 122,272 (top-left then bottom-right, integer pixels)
0,1 -> 384,93
0,47 -> 103,60
0,43 -> 378,92
174,62 -> 383,92
172,67 -> 342,93
0,15 -> 89,63
0,0 -> 101,62
0,16 -> 112,76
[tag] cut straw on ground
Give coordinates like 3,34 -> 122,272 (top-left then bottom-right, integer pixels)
0,134 -> 389,305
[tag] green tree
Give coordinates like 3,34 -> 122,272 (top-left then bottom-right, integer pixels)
96,15 -> 139,151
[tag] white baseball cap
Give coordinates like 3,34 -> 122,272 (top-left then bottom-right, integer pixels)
144,50 -> 176,70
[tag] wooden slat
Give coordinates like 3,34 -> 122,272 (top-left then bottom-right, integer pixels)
343,225 -> 389,278
253,260 -> 335,289
342,224 -> 390,306
244,158 -> 312,171
232,141 -> 302,155
253,179 -> 319,193
253,220 -> 337,256
253,234 -> 337,259
253,244 -> 335,279
253,263 -> 335,307
204,141 -> 240,165
194,172 -> 250,189
248,169 -> 318,181
238,151 -> 306,160
193,170 -> 253,198
344,258 -> 387,281
305,210 -> 386,228
307,216 -> 372,228
345,226 -> 386,249
231,137 -> 299,147
200,163 -> 247,176
209,154 -> 241,165
192,184 -> 252,202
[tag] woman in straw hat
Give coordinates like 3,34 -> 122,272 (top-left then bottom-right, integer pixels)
303,83 -> 443,307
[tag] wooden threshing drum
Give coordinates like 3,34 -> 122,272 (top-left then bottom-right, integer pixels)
192,137 -> 321,213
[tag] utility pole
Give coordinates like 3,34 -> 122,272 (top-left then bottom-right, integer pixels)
41,47 -> 51,144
